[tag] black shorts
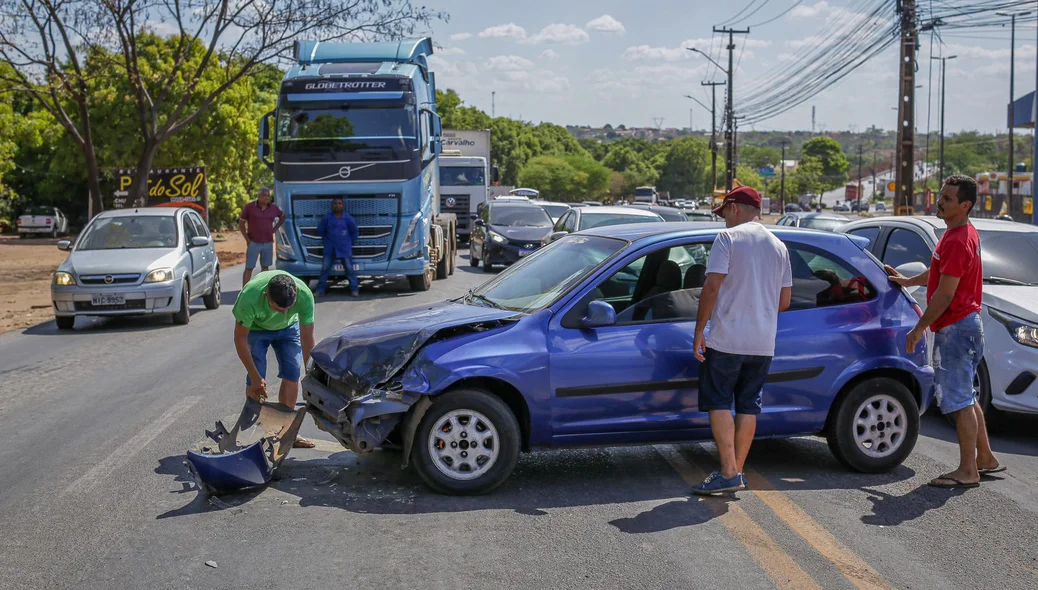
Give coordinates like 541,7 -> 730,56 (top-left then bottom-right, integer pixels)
698,348 -> 772,415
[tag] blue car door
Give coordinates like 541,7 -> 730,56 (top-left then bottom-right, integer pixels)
548,239 -> 714,444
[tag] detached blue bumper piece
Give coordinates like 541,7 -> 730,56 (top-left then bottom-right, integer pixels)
186,399 -> 307,495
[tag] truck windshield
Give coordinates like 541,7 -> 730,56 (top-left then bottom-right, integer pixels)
441,166 -> 485,186
276,102 -> 416,155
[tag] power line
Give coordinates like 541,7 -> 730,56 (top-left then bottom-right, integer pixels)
717,1 -> 764,27
747,0 -> 805,28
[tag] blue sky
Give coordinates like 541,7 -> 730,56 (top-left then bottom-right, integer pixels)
423,0 -> 1037,134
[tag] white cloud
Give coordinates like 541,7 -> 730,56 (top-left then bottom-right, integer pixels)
944,43 -> 1037,62
524,24 -> 590,45
427,56 -> 479,78
791,1 -> 831,19
623,37 -> 770,62
449,32 -> 473,42
586,15 -> 626,34
478,23 -> 527,40
497,69 -> 570,94
786,35 -> 825,49
588,63 -> 710,97
437,46 -> 466,56
540,49 -> 559,60
485,55 -> 536,71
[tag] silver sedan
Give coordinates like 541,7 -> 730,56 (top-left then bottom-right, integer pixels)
51,207 -> 221,329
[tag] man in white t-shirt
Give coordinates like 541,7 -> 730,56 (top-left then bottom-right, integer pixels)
691,186 -> 793,495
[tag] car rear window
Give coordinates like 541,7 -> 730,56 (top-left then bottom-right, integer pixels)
786,244 -> 877,311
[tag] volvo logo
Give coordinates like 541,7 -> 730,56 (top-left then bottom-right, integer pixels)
338,166 -> 352,179
104,275 -> 114,284
446,197 -> 456,208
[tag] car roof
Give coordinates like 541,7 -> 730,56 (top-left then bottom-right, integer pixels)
490,201 -> 543,208
583,221 -> 865,248
94,207 -> 181,218
840,215 -> 1038,234
783,212 -> 851,221
578,206 -> 662,217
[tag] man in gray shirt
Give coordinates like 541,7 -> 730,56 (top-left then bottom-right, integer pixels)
691,186 -> 792,495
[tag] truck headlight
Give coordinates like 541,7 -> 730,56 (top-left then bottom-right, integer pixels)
53,272 -> 75,286
490,231 -> 507,244
276,228 -> 297,261
990,308 -> 1038,349
144,268 -> 175,283
398,213 -> 424,255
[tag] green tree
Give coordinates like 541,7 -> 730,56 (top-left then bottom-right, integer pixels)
655,137 -> 712,198
735,165 -> 764,192
802,136 -> 849,190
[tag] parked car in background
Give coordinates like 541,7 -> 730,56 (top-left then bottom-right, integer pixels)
686,210 -> 720,222
18,206 -> 69,238
875,202 -> 887,212
776,212 -> 852,232
833,203 -> 851,213
532,201 -> 572,224
785,203 -> 803,213
625,204 -> 688,222
51,208 -> 220,330
303,223 -> 934,494
543,206 -> 664,245
470,202 -> 554,272
837,216 -> 1038,422
581,201 -> 603,207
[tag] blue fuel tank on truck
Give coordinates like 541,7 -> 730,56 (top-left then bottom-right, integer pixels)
258,37 -> 456,292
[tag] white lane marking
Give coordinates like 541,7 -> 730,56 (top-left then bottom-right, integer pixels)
61,396 -> 201,497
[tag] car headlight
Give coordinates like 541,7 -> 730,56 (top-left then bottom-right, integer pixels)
53,271 -> 75,286
989,308 -> 1038,349
490,231 -> 507,244
398,213 -> 424,255
144,268 -> 175,283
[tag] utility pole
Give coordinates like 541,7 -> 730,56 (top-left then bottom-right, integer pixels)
996,10 -> 1031,215
857,144 -> 864,213
492,91 -> 496,118
930,55 -> 957,188
714,26 -> 750,193
689,108 -> 693,133
895,0 -> 918,215
1034,10 -> 1037,225
872,152 -> 879,203
702,81 -> 724,194
779,138 -> 791,213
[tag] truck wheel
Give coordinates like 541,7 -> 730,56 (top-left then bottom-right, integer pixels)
408,271 -> 431,292
203,271 -> 221,310
173,282 -> 191,325
55,316 -> 75,330
826,377 -> 918,473
448,234 -> 457,276
436,251 -> 449,280
411,389 -> 521,495
469,246 -> 479,267
482,254 -> 494,273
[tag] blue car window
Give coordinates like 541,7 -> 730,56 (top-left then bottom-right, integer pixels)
597,243 -> 714,325
882,229 -> 931,269
787,245 -> 877,311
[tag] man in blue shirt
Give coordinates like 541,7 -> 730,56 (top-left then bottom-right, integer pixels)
316,197 -> 360,297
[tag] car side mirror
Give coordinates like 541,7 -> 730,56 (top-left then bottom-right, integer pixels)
470,214 -> 478,220
549,231 -> 568,242
190,236 -> 211,248
582,300 -> 616,329
57,240 -> 72,251
474,218 -> 485,227
895,261 -> 928,277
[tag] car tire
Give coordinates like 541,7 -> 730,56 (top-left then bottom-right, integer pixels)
203,271 -> 221,310
469,245 -> 479,267
408,271 -> 431,292
55,316 -> 74,330
482,253 -> 494,273
173,282 -> 191,325
411,389 -> 521,495
826,377 -> 919,473
448,236 -> 457,276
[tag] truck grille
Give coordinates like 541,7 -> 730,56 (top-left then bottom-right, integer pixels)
291,195 -> 399,263
303,245 -> 389,260
440,194 -> 470,214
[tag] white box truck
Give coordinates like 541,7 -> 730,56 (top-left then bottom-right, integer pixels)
439,129 -> 495,241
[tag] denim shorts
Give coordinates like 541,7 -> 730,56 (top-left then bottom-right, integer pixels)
245,241 -> 274,269
933,312 -> 984,415
698,349 -> 772,415
246,323 -> 303,385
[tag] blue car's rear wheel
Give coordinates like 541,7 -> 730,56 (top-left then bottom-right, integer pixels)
826,378 -> 919,473
412,389 -> 520,495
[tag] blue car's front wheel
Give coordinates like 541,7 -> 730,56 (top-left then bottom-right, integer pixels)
826,378 -> 919,473
412,389 -> 520,495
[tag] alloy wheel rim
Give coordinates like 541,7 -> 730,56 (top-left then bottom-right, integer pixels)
428,409 -> 500,481
853,394 -> 907,458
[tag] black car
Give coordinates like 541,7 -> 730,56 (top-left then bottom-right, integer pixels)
470,202 -> 554,272
624,203 -> 688,222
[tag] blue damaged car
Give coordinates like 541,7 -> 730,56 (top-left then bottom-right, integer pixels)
303,223 -> 935,495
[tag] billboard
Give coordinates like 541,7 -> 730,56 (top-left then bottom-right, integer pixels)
109,167 -> 209,222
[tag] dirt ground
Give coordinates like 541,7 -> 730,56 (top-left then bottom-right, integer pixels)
0,233 -> 247,334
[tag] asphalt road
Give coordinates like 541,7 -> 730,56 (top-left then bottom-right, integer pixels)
1,250 -> 1036,590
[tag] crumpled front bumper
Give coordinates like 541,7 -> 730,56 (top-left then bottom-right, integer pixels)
186,399 -> 307,495
302,371 -> 420,453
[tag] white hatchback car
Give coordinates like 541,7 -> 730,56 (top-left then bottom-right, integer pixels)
837,216 -> 1038,422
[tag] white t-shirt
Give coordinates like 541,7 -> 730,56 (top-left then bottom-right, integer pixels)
704,222 -> 792,357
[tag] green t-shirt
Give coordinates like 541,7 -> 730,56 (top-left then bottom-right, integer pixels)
232,270 -> 314,331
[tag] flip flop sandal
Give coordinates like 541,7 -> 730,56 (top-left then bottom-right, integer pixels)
979,465 -> 1007,475
293,437 -> 316,449
929,476 -> 980,489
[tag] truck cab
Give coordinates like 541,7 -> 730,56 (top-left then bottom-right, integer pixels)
439,151 -> 488,241
633,186 -> 659,205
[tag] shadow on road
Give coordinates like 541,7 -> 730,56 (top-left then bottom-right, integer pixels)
921,413 -> 1038,458
859,484 -> 969,527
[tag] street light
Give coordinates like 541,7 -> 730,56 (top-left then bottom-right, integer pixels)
687,48 -> 729,74
997,10 -> 1031,214
930,55 -> 957,190
684,94 -> 710,111
685,94 -> 718,192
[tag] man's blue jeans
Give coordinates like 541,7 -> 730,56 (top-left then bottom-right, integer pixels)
317,249 -> 358,294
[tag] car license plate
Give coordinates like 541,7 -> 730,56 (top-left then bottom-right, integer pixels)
333,263 -> 361,272
519,249 -> 532,257
91,293 -> 125,306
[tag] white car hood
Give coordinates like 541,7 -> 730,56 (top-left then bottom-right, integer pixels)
61,248 -> 180,276
983,285 -> 1038,323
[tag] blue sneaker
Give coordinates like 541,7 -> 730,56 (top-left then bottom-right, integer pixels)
691,471 -> 746,495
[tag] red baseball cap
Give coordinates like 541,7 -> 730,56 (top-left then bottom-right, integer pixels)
712,186 -> 762,216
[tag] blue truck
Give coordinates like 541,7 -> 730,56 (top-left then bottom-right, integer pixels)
258,37 -> 456,291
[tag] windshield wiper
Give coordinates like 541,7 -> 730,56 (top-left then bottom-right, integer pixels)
465,289 -> 504,309
984,277 -> 1033,286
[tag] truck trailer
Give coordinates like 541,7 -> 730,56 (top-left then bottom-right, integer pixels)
258,37 -> 456,292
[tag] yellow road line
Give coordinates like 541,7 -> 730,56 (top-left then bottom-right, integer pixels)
654,446 -> 823,590
745,470 -> 896,590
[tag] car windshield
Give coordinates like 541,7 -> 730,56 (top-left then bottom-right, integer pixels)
26,206 -> 54,216
471,235 -> 627,312
801,218 -> 848,232
490,206 -> 552,227
440,166 -> 485,187
78,216 -> 178,250
540,204 -> 571,219
580,213 -> 661,230
932,228 -> 1038,285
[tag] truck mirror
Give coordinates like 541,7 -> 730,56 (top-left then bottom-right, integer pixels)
258,109 -> 275,171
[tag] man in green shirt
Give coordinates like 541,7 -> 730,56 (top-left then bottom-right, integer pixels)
232,271 -> 317,448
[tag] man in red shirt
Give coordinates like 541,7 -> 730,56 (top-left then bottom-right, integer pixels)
888,175 -> 1002,488
239,187 -> 285,285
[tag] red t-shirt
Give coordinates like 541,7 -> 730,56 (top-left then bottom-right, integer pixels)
240,201 -> 283,243
927,223 -> 983,332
